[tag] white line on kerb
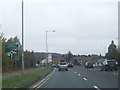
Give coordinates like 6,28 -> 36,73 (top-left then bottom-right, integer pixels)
83,78 -> 87,80
93,85 -> 101,90
78,74 -> 81,76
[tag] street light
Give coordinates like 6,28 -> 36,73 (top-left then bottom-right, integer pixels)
115,37 -> 118,51
46,30 -> 55,66
21,0 -> 24,75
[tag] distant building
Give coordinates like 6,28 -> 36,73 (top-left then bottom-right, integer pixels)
48,53 -> 52,62
40,53 -> 53,65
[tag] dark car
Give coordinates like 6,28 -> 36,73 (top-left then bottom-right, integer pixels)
85,62 -> 93,69
68,63 -> 73,68
52,64 -> 57,68
60,60 -> 66,62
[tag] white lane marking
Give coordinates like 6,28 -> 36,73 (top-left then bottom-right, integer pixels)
113,73 -> 118,75
78,74 -> 81,76
113,73 -> 116,75
83,78 -> 87,81
93,85 -> 101,90
75,72 -> 77,74
113,72 -> 118,76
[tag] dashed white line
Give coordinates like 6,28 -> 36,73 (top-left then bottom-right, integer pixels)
93,85 -> 101,90
83,78 -> 87,81
78,74 -> 81,76
113,73 -> 118,76
75,72 -> 77,74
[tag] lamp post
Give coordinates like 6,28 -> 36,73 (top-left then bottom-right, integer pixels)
21,0 -> 24,75
46,30 -> 55,66
115,37 -> 118,46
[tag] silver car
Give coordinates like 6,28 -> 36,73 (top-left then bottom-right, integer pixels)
58,62 -> 68,71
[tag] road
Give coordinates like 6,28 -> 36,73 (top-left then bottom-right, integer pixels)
32,67 -> 118,89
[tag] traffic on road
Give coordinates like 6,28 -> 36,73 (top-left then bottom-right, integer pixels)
1,1 -> 119,90
31,60 -> 118,89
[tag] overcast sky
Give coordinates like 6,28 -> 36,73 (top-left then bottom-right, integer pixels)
0,0 -> 118,55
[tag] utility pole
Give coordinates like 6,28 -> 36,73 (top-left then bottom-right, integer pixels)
21,0 -> 24,75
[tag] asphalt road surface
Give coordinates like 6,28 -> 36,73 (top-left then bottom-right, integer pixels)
33,67 -> 118,89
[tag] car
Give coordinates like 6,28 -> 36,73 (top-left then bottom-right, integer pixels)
60,60 -> 66,62
101,59 -> 118,71
52,64 -> 57,68
68,63 -> 73,68
58,62 -> 68,71
85,62 -> 93,69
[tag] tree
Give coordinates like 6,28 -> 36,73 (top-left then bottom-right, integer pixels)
6,36 -> 22,69
73,59 -> 78,65
118,52 -> 120,66
105,41 -> 118,60
1,34 -> 36,72
67,51 -> 73,62
1,33 -> 12,72
1,35 -> 22,72
24,50 -> 35,68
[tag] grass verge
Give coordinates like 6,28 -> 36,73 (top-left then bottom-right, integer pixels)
0,80 -> 2,89
2,66 -> 53,88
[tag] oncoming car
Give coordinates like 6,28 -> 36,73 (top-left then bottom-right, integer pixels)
58,62 -> 68,71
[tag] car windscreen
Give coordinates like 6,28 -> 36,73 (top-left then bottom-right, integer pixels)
60,62 -> 67,65
107,61 -> 116,65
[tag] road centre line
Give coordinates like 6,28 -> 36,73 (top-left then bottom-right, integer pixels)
78,74 -> 81,76
83,78 -> 87,81
113,72 -> 118,75
75,72 -> 77,73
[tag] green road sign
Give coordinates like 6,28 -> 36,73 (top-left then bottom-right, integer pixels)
5,44 -> 20,58
5,44 -> 19,52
